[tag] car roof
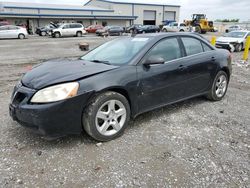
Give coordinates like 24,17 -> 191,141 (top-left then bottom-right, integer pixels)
133,32 -> 203,38
230,30 -> 249,33
0,25 -> 21,28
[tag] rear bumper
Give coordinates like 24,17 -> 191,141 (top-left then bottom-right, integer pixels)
9,83 -> 92,139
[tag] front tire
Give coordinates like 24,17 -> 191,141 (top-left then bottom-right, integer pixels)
207,71 -> 229,101
54,32 -> 61,38
83,91 -> 130,141
195,26 -> 202,34
235,43 -> 243,52
41,31 -> 46,36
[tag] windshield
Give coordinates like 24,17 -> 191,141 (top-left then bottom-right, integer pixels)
81,37 -> 150,65
224,32 -> 247,38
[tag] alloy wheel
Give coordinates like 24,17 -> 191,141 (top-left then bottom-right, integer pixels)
215,75 -> 227,98
95,100 -> 127,136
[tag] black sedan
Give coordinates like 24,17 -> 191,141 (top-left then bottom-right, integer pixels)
137,25 -> 161,34
126,24 -> 143,33
96,26 -> 124,36
9,33 -> 232,141
36,24 -> 57,36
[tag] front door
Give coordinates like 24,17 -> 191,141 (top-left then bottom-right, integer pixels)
137,37 -> 189,112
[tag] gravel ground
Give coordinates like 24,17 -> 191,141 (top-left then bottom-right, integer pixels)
0,34 -> 249,187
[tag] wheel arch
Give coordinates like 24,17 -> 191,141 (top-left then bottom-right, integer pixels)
102,87 -> 132,109
221,67 -> 231,80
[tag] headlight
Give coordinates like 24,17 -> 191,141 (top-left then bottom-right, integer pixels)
31,82 -> 79,103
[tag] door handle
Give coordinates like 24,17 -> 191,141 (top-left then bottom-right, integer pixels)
211,57 -> 216,61
178,65 -> 187,71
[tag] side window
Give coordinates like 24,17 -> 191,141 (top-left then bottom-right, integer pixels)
173,23 -> 178,27
145,38 -> 182,62
62,25 -> 69,29
70,24 -> 76,28
180,23 -> 186,27
202,42 -> 213,52
8,26 -> 19,30
0,26 -> 7,30
182,37 -> 203,56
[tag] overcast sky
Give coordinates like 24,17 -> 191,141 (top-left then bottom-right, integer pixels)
1,0 -> 250,21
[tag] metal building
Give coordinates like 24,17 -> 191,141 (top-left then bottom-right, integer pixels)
0,0 -> 180,34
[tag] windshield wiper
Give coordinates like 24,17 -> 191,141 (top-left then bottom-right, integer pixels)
90,60 -> 111,65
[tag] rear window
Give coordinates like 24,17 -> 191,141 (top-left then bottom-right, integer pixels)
182,37 -> 203,56
70,24 -> 82,28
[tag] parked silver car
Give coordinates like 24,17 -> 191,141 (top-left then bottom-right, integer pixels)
51,23 -> 86,38
0,25 -> 28,39
216,30 -> 250,52
162,22 -> 189,32
225,25 -> 243,33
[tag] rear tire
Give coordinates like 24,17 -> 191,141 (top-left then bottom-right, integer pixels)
83,91 -> 130,142
163,28 -> 167,32
206,71 -> 229,101
18,34 -> 25,39
76,31 -> 82,37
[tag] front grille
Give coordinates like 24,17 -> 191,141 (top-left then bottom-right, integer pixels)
11,82 -> 36,106
12,92 -> 27,105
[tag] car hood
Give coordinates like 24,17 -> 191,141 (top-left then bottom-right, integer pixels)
217,37 -> 243,43
21,59 -> 118,90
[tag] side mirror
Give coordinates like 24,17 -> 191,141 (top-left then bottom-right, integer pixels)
144,56 -> 165,66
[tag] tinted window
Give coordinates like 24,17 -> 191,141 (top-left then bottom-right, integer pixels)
202,42 -> 212,52
180,23 -> 186,27
70,24 -> 81,28
173,23 -> 178,26
0,26 -> 8,30
8,26 -> 19,30
62,25 -> 70,29
182,37 -> 203,56
146,37 -> 181,62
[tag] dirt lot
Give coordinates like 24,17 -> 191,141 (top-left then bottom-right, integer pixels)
0,34 -> 249,187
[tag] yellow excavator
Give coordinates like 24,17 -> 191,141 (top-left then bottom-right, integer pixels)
185,14 -> 214,34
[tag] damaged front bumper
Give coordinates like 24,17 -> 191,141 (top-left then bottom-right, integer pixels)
215,42 -> 237,52
9,82 -> 91,139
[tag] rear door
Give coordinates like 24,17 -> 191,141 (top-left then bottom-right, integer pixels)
137,37 -> 191,111
8,26 -> 19,38
0,26 -> 8,38
61,24 -> 70,36
69,24 -> 77,36
172,23 -> 179,32
179,36 -> 218,96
